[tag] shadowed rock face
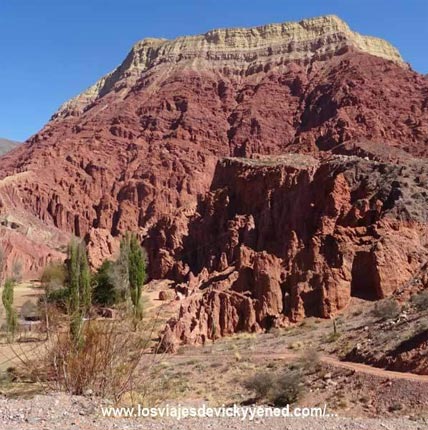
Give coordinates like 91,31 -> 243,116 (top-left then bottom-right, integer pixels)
160,152 -> 428,349
0,17 -> 427,332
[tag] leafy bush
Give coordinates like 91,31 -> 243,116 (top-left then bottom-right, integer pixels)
92,260 -> 120,306
40,262 -> 68,314
244,368 -> 303,406
373,298 -> 401,321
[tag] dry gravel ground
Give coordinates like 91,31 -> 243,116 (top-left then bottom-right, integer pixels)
0,393 -> 427,430
2,293 -> 428,429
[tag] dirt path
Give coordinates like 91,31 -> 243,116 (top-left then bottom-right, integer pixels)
181,351 -> 428,383
318,354 -> 428,382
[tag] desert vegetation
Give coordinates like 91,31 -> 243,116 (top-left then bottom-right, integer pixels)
0,233 -> 160,402
372,298 -> 402,321
244,367 -> 303,406
0,251 -> 426,430
0,231 -> 427,422
2,278 -> 18,340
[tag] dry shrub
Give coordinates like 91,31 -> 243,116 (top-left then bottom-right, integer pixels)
20,300 -> 40,321
244,367 -> 303,406
38,303 -> 63,333
373,298 -> 401,321
12,313 -> 166,403
269,369 -> 302,406
120,364 -> 185,407
244,371 -> 273,399
158,289 -> 175,301
411,290 -> 428,311
298,347 -> 321,374
9,282 -> 174,404
47,320 -> 147,399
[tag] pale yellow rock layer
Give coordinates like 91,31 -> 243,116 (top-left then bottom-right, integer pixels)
53,15 -> 404,119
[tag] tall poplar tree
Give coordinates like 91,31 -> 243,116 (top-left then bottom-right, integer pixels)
67,240 -> 92,346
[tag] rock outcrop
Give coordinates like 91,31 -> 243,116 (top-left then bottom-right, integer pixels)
0,16 -> 427,325
160,151 -> 428,347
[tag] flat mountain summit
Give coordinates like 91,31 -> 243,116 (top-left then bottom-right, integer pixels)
54,15 -> 404,119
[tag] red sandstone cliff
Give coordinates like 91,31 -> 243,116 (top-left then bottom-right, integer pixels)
158,151 -> 428,349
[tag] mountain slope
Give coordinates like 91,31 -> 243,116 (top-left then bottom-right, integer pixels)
0,16 -> 427,335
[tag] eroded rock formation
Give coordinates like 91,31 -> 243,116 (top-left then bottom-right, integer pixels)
160,151 -> 428,349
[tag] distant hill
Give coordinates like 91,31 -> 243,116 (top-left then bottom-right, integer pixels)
0,138 -> 20,155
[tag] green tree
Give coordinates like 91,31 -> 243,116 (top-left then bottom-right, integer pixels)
128,233 -> 146,321
2,278 -> 17,340
66,240 -> 92,346
117,235 -> 130,288
119,233 -> 146,325
79,247 -> 91,315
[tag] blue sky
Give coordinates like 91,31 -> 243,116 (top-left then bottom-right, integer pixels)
0,0 -> 427,142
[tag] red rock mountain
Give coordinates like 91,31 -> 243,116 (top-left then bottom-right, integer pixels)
0,15 -> 428,343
